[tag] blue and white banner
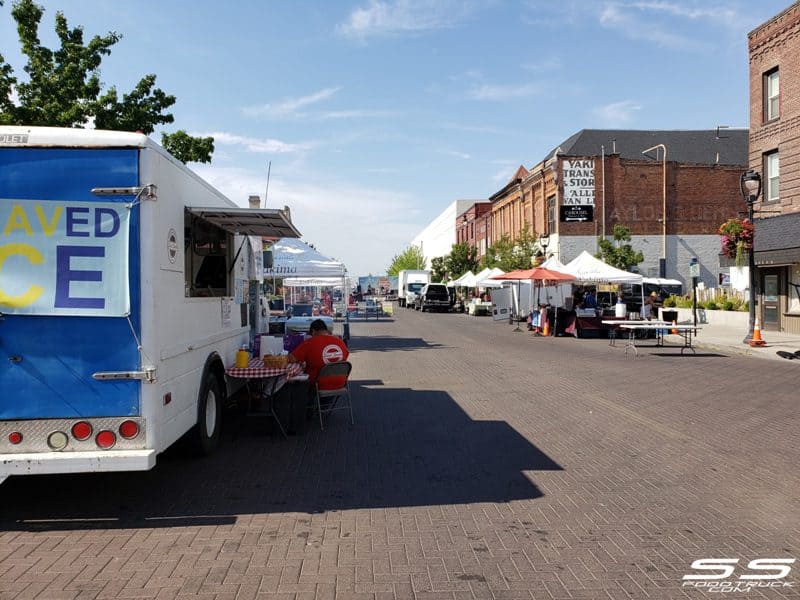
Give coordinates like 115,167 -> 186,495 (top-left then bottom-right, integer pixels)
0,198 -> 131,316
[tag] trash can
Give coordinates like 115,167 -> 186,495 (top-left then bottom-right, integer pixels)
661,309 -> 678,323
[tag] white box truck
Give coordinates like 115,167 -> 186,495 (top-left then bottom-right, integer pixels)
397,269 -> 430,308
0,126 -> 300,484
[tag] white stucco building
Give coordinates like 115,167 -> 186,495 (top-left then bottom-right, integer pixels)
411,200 -> 476,269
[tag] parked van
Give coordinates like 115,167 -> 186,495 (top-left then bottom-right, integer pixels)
415,283 -> 451,312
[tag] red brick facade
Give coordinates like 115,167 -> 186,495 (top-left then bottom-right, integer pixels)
747,1 -> 800,333
456,202 -> 492,258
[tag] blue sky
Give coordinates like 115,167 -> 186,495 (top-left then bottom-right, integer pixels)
0,0 -> 792,277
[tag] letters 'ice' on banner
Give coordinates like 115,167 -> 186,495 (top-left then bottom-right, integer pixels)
0,198 -> 131,317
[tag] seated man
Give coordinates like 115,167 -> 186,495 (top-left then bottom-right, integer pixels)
288,319 -> 349,393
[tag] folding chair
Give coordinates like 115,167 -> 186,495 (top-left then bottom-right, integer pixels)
313,361 -> 353,430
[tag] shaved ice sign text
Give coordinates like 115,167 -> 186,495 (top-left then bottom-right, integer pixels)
0,199 -> 130,316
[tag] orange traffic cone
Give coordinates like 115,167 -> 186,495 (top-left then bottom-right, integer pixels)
543,321 -> 550,337
670,320 -> 678,334
749,317 -> 766,347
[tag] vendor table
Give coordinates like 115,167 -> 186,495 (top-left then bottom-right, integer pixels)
467,301 -> 492,316
603,321 -> 701,356
225,358 -> 305,437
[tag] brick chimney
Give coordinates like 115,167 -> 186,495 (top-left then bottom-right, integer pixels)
248,195 -> 261,209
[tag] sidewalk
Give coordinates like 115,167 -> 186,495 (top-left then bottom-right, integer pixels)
666,319 -> 800,361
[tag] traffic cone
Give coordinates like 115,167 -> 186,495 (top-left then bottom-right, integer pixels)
749,317 -> 766,347
671,320 -> 678,334
543,320 -> 550,337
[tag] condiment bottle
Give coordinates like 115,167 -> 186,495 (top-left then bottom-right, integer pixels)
235,345 -> 249,368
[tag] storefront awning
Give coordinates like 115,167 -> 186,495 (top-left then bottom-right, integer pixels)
187,207 -> 300,238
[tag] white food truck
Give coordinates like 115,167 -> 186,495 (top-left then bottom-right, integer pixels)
0,126 -> 299,484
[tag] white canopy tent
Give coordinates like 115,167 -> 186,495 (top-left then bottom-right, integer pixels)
562,251 -> 644,311
265,238 -> 346,279
475,267 -> 507,288
562,251 -> 642,284
453,270 -> 476,286
264,238 -> 348,305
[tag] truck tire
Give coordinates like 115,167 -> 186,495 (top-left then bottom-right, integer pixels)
193,371 -> 222,456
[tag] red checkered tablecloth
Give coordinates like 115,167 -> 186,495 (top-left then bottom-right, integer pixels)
225,358 -> 304,379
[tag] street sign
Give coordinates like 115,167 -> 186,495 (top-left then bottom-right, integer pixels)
689,258 -> 700,278
560,205 -> 594,222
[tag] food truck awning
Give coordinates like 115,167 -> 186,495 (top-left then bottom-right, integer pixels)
187,207 -> 301,238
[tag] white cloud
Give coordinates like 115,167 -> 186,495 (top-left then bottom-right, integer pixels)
191,165 -> 424,276
598,2 -> 712,50
198,131 -> 310,154
318,109 -> 399,120
337,0 -> 483,39
242,87 -> 341,118
466,82 -> 541,101
591,100 -> 642,126
445,150 -> 471,160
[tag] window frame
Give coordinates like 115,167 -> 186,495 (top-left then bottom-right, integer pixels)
763,67 -> 780,122
763,150 -> 780,203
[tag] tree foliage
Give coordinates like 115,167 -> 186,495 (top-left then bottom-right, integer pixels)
0,0 -> 213,163
430,256 -> 447,282
481,225 -> 538,272
444,242 -> 479,279
387,245 -> 425,275
596,224 -> 644,271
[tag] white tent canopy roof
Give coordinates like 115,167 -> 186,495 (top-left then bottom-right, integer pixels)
264,238 -> 346,279
475,267 -> 506,287
562,251 -> 643,284
453,270 -> 476,286
540,256 -> 568,271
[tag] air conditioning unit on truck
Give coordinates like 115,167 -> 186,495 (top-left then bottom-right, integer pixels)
0,126 -> 300,485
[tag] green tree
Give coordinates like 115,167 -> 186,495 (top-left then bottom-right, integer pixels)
444,242 -> 479,280
387,245 -> 426,275
481,226 -> 538,272
596,224 -> 644,271
0,0 -> 213,163
430,256 -> 447,282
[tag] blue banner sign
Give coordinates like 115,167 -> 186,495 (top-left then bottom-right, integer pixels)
0,198 -> 131,316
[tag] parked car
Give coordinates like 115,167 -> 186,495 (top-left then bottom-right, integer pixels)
414,283 -> 451,312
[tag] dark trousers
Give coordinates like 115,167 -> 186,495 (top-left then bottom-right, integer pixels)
273,380 -> 310,435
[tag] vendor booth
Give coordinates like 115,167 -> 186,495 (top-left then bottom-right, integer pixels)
560,251 -> 643,337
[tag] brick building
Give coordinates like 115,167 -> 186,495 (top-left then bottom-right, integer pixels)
485,129 -> 748,287
747,1 -> 800,334
455,201 -> 492,260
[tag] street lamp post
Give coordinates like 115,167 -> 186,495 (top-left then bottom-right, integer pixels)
642,144 -> 667,278
740,170 -> 762,343
539,232 -> 550,258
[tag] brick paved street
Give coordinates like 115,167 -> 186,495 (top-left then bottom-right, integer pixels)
1,307 -> 799,599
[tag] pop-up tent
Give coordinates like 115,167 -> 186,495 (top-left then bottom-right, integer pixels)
265,237 -> 346,279
562,251 -> 642,284
264,238 -> 348,305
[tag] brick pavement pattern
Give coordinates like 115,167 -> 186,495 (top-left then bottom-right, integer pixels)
1,307 -> 799,599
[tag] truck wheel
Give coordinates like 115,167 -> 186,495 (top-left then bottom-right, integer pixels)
193,372 -> 222,456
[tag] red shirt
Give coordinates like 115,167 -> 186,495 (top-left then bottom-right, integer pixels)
290,335 -> 349,390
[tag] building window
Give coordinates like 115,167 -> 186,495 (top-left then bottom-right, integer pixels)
547,195 -> 556,233
764,68 -> 779,122
764,151 -> 779,202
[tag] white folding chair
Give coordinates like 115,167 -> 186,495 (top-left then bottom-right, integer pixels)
313,361 -> 353,430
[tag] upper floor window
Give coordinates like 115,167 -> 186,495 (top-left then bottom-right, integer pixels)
764,151 -> 780,202
764,68 -> 779,121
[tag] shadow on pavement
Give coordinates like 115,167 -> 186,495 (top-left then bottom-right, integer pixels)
0,384 -> 560,531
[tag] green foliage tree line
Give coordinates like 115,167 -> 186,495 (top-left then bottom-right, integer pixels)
0,0 -> 213,163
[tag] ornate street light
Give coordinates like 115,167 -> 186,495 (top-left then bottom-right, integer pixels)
739,169 -> 761,343
539,232 -> 550,257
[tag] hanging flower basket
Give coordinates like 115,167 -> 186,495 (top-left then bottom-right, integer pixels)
718,218 -> 754,267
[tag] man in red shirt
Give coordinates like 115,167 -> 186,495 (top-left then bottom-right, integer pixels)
288,319 -> 349,390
